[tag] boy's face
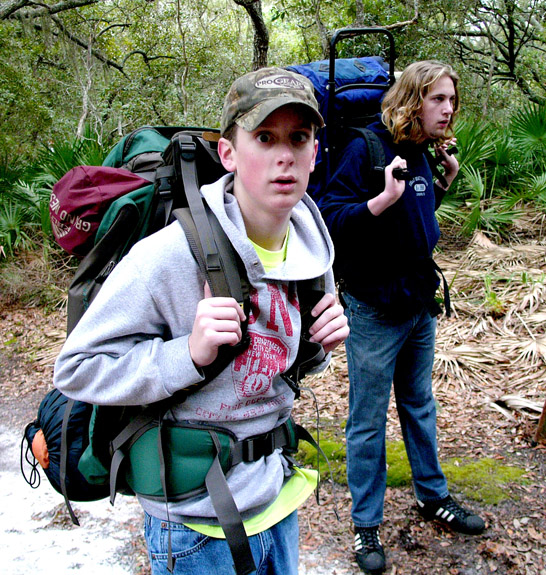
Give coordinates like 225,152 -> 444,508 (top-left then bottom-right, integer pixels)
419,75 -> 456,140
219,105 -> 318,222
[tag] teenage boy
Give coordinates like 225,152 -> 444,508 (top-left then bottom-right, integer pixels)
54,67 -> 349,575
317,61 -> 485,574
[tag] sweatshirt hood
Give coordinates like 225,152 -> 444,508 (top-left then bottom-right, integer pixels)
200,174 -> 335,283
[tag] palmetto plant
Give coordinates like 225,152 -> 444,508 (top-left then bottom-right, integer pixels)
438,104 -> 546,236
0,181 -> 51,256
510,102 -> 546,170
0,125 -> 105,257
458,165 -> 522,237
33,125 -> 105,188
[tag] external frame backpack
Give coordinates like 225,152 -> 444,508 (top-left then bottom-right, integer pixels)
287,27 -> 396,202
21,125 -> 329,575
290,27 -> 452,316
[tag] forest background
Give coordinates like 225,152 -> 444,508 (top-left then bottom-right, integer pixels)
1,0 -> 546,264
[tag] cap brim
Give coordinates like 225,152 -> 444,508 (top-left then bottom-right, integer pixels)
235,97 -> 325,132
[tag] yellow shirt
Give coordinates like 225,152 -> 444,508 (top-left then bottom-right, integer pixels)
185,467 -> 318,538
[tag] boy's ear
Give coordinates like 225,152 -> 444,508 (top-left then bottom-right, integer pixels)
218,137 -> 236,173
309,139 -> 318,173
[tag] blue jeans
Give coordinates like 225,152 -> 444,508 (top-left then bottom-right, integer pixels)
343,291 -> 448,528
144,510 -> 299,575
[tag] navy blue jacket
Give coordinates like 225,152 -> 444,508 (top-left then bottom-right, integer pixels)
317,121 -> 444,317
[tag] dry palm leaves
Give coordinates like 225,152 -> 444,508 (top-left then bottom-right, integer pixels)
433,229 -> 545,420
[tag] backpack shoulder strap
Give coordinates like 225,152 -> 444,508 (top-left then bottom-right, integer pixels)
346,127 -> 386,192
424,147 -> 449,189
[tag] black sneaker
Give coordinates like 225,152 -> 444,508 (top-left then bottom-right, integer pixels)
354,526 -> 386,574
417,495 -> 485,535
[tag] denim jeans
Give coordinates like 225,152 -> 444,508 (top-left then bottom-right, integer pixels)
144,510 -> 299,575
343,291 -> 448,528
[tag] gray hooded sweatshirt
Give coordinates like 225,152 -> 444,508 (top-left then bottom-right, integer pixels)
54,173 -> 335,524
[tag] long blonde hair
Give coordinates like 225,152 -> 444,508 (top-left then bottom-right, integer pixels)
381,60 -> 460,145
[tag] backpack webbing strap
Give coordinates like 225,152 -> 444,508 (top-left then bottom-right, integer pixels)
230,419 -> 295,465
205,431 -> 256,575
173,208 -> 239,304
432,259 -> 451,318
175,133 -> 225,284
157,415 -> 176,573
60,398 -> 80,525
424,148 -> 449,190
173,206 -> 251,394
109,409 -> 159,505
150,165 -> 176,232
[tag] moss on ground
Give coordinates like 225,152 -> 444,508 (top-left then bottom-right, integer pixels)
297,431 -> 529,504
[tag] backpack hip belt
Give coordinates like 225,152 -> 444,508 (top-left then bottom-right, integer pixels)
109,417 -> 300,502
108,415 -> 306,575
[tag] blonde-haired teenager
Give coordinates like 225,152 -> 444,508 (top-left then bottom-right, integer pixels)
318,60 -> 484,574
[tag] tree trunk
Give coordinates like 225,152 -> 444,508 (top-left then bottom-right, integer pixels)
233,0 -> 269,70
535,398 -> 546,444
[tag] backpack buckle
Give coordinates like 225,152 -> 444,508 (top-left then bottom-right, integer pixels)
179,139 -> 196,162
242,431 -> 275,462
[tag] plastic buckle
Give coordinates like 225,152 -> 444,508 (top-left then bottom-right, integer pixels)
156,177 -> 171,197
179,139 -> 196,162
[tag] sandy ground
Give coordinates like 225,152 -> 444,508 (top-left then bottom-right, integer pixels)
2,423 -> 335,575
1,425 -> 145,575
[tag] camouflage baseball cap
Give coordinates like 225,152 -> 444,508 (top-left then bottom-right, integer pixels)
220,67 -> 324,136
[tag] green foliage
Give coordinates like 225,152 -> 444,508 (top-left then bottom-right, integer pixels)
510,102 -> 546,169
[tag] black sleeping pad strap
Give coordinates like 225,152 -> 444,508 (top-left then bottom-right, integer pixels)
60,398 -> 80,525
281,276 -> 327,398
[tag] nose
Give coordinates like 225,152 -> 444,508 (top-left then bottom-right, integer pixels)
444,100 -> 454,115
277,142 -> 295,165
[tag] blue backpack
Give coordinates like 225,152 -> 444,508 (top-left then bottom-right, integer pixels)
287,27 -> 396,201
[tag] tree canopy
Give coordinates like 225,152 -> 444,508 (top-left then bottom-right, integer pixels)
1,0 -> 545,164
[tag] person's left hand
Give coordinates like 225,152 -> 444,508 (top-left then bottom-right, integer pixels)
307,292 -> 349,355
435,137 -> 459,188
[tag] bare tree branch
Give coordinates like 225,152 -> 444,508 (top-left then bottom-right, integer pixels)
50,14 -> 127,75
121,49 -> 176,67
0,0 -> 31,19
1,0 -> 100,19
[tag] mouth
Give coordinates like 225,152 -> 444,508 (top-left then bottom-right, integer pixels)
272,176 -> 297,189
